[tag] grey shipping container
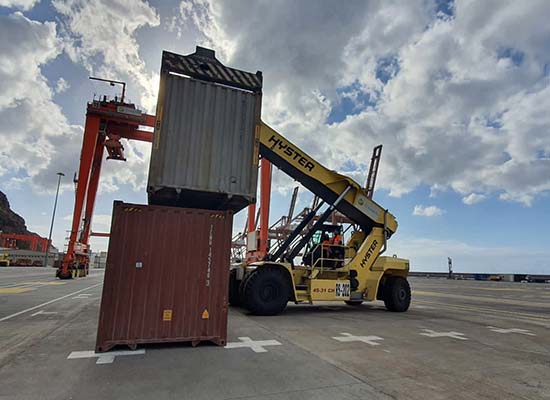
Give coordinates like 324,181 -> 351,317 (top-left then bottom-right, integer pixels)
148,47 -> 262,212
96,202 -> 233,352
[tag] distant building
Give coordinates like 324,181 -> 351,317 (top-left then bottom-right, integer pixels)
0,247 -> 58,267
92,251 -> 108,269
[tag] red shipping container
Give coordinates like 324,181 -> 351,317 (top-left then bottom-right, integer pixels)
96,202 -> 233,352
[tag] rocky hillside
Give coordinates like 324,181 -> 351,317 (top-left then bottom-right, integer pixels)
0,191 -> 31,235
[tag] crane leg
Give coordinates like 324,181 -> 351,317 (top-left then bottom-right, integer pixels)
57,115 -> 100,279
80,135 -> 105,245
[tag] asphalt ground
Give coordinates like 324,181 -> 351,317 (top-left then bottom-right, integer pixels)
0,268 -> 549,400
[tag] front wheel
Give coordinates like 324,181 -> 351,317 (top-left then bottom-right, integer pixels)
56,269 -> 73,280
383,276 -> 411,312
242,267 -> 290,316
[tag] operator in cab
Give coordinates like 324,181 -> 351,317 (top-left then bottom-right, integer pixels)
330,231 -> 342,246
321,233 -> 332,258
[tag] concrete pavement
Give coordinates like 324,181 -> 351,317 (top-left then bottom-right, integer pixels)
0,270 -> 549,399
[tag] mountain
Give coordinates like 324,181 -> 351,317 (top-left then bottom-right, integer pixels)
0,191 -> 31,235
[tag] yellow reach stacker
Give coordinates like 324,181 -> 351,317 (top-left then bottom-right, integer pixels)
230,122 -> 411,315
0,252 -> 9,267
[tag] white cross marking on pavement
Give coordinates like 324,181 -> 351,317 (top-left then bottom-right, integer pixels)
419,329 -> 468,340
332,332 -> 384,346
487,326 -> 536,336
224,337 -> 282,353
67,349 -> 145,364
31,310 -> 58,317
0,283 -> 102,323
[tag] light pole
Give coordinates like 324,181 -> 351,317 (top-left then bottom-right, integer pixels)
44,172 -> 64,268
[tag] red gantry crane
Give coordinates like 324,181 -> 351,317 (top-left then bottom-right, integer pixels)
56,78 -> 155,279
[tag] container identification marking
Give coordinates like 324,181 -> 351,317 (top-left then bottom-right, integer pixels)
313,287 -> 334,294
206,223 -> 213,287
163,309 -> 173,321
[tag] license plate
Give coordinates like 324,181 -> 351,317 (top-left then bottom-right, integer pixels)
335,281 -> 350,298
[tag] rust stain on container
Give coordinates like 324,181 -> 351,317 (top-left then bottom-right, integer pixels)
95,202 -> 233,352
148,47 -> 262,212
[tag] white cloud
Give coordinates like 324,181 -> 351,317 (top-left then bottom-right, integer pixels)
183,0 -> 550,204
0,0 -> 37,10
92,214 -> 111,228
462,193 -> 486,205
0,12 -> 82,194
176,0 -> 235,61
429,184 -> 446,198
0,4 -> 161,241
0,13 -> 58,108
52,0 -> 160,112
46,0 -> 160,194
99,140 -> 152,193
413,205 -> 444,217
55,77 -> 70,93
2,0 -> 549,246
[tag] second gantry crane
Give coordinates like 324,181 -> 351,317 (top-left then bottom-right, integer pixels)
56,78 -> 155,279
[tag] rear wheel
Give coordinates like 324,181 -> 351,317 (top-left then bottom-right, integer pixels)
345,300 -> 363,306
383,276 -> 411,312
243,267 -> 290,315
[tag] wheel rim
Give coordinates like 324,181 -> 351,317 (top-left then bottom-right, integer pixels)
260,283 -> 279,302
398,287 -> 407,302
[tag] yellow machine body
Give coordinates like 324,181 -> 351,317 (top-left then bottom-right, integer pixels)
246,227 -> 409,304
232,121 -> 410,313
0,252 -> 9,267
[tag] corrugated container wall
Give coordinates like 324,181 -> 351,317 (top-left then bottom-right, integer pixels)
148,47 -> 263,212
96,202 -> 233,352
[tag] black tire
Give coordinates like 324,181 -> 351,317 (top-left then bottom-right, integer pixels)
242,267 -> 290,316
383,276 -> 411,312
238,271 -> 253,306
345,300 -> 363,306
56,269 -> 73,280
228,269 -> 241,306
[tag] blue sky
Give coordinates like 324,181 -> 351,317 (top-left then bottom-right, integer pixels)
0,0 -> 549,273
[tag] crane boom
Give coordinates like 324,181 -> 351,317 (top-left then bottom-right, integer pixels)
258,122 -> 397,236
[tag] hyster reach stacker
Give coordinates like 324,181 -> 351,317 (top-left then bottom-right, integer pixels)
230,122 -> 411,315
